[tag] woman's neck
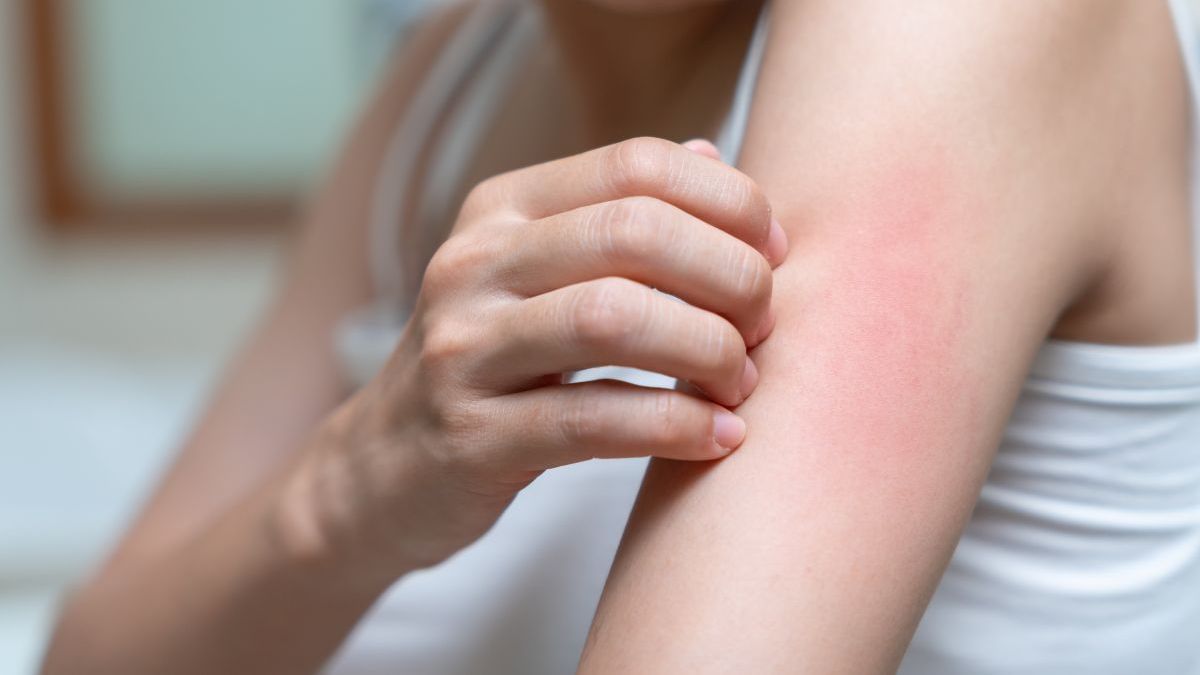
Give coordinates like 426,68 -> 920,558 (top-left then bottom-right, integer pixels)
538,0 -> 765,147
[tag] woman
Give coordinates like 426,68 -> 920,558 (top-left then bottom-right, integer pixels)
42,0 -> 1200,673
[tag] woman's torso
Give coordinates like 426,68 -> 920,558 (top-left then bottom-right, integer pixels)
328,2 -> 1200,672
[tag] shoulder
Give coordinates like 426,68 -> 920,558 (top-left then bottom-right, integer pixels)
751,0 -> 1188,315
757,0 -> 1178,184
759,0 -> 1193,344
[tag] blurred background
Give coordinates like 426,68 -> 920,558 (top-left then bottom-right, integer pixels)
0,0 -> 435,670
3,1 -> 1200,673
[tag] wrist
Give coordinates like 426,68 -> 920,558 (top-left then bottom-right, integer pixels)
269,395 -> 431,592
267,416 -> 387,595
269,452 -> 348,572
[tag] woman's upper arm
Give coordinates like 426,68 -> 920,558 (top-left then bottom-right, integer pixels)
100,4 -> 473,570
581,1 -> 1177,671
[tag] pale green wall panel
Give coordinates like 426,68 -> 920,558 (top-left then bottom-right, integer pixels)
69,0 -> 371,198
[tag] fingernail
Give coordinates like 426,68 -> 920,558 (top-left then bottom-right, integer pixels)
739,356 -> 759,401
712,410 -> 747,452
682,138 -> 722,161
766,217 -> 788,267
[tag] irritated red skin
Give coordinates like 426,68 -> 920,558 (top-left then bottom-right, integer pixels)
584,148 -> 993,673
580,126 -> 1014,672
748,146 -> 981,486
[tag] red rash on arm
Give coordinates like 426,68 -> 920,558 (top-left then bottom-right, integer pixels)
765,146 -> 981,470
579,1 -> 1153,670
582,148 -> 997,671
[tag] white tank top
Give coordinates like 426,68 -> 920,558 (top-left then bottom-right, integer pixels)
328,2 -> 1200,673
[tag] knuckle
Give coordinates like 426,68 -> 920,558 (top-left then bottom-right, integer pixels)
423,242 -> 466,295
714,171 -> 771,245
424,234 -> 497,293
645,391 -> 692,447
592,197 -> 664,263
421,251 -> 454,298
730,245 -> 773,305
418,318 -> 475,371
461,175 -> 504,215
700,319 -> 745,378
426,400 -> 493,472
741,180 -> 774,246
566,278 -> 644,348
559,394 -> 606,446
608,137 -> 675,194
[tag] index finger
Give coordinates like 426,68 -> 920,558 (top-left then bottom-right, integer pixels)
483,137 -> 787,267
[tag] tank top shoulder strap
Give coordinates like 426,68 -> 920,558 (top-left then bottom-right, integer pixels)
1166,0 -> 1200,335
405,5 -> 540,306
367,0 -> 528,307
335,0 -> 529,388
714,6 -> 770,166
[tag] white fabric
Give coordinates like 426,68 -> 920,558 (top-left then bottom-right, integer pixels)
901,3 -> 1200,672
329,2 -> 1200,673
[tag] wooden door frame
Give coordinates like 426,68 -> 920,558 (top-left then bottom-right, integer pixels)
24,0 -> 295,234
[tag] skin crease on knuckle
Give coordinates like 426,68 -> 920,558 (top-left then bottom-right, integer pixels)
707,317 -> 748,401
422,236 -> 489,301
608,137 -> 676,197
731,242 -> 773,323
720,169 -> 772,250
608,136 -> 773,257
442,233 -> 507,289
596,197 -> 666,269
566,277 -> 646,353
646,390 -> 706,454
560,387 -> 609,451
596,197 -> 768,345
457,177 -> 498,224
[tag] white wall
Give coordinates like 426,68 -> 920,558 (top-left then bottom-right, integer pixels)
0,0 -> 30,288
0,1 -> 289,670
0,3 -> 289,553
0,2 -> 436,668
72,0 -> 364,198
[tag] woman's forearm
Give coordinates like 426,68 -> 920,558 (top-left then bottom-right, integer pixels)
40,451 -> 398,675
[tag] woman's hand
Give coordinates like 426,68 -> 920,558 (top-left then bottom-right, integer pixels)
284,137 -> 789,582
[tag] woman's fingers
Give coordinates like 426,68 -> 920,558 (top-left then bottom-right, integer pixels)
480,277 -> 757,408
681,138 -> 723,160
497,197 -> 774,347
471,137 -> 787,267
488,379 -> 746,470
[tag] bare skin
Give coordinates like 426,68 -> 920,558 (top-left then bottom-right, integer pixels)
40,3 -> 781,674
579,1 -> 1193,672
41,0 -> 1192,673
